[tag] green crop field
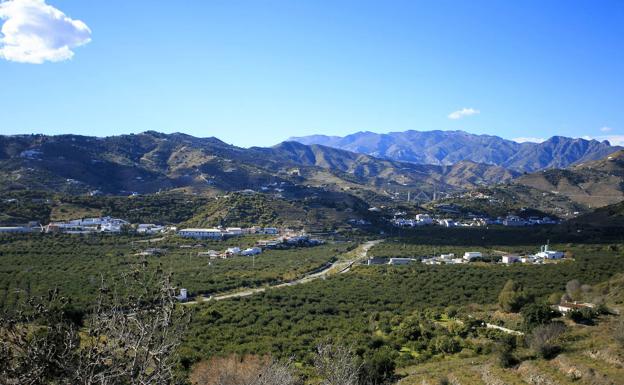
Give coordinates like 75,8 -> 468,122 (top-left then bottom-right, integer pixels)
180,242 -> 624,370
0,233 -> 352,309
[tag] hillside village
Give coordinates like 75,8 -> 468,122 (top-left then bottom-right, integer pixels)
390,212 -> 560,228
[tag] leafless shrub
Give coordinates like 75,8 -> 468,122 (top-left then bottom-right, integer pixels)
566,280 -> 582,301
0,262 -> 189,385
528,322 -> 566,359
313,342 -> 361,385
615,318 -> 624,348
190,354 -> 299,385
253,358 -> 300,385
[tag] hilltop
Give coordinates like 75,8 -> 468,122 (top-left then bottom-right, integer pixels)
515,150 -> 624,208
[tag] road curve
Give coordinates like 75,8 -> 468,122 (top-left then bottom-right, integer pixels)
183,239 -> 383,305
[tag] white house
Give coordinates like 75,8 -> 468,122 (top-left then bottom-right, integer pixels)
68,217 -> 129,227
241,247 -> 262,256
0,226 -> 33,233
225,227 -> 243,236
178,228 -> 224,239
226,247 -> 241,255
263,227 -> 279,235
366,257 -> 388,265
556,301 -> 595,314
415,214 -> 433,225
388,258 -> 414,265
440,219 -> 456,228
503,215 -> 527,227
463,251 -> 482,261
198,250 -> 221,258
535,244 -> 564,259
137,224 -> 165,234
176,288 -> 188,301
502,255 -> 520,264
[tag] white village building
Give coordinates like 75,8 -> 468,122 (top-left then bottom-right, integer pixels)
463,251 -> 483,261
178,228 -> 224,239
535,244 -> 564,259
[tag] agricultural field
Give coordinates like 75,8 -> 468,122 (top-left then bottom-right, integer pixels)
179,241 -> 624,378
0,233 -> 352,309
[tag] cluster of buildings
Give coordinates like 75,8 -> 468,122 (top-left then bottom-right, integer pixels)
365,257 -> 418,266
391,213 -> 559,228
195,246 -> 263,259
185,233 -> 323,260
0,222 -> 42,234
0,217 -> 176,235
177,226 -> 279,240
419,244 -> 565,266
421,252 -> 483,265
256,234 -> 323,249
45,217 -> 131,234
500,244 -> 565,265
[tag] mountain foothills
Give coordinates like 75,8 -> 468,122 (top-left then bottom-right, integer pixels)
291,130 -> 621,172
515,149 -> 624,208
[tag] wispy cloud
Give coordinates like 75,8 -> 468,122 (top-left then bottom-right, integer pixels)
513,137 -> 546,143
448,107 -> 480,120
600,126 -> 613,133
581,134 -> 624,146
0,0 -> 91,64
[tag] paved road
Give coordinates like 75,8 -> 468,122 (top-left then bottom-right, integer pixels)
183,239 -> 383,305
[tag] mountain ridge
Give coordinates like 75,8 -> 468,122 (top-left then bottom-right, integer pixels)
0,132 -> 517,198
290,130 -> 621,172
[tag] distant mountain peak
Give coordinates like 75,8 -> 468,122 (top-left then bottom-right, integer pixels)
290,130 -> 622,172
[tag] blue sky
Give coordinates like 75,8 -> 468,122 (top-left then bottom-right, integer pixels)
1,0 -> 623,147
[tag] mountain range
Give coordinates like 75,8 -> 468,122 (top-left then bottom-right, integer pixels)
1,131 -> 622,218
291,130 -> 621,172
0,132 -> 516,199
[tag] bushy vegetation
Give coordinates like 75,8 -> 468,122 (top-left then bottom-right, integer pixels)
0,234 -> 351,309
179,243 -> 624,372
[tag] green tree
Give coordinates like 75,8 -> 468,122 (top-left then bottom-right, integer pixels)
498,280 -> 528,313
521,303 -> 560,331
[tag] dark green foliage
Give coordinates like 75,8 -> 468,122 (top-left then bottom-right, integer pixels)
359,347 -> 397,385
0,191 -> 52,224
521,303 -> 560,331
180,244 -> 624,369
498,280 -> 529,313
567,307 -> 598,325
0,234 -> 349,309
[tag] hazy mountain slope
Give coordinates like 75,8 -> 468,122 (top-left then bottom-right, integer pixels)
515,150 -> 624,208
291,130 -> 621,172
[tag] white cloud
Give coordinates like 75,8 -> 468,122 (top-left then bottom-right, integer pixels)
597,135 -> 624,146
0,0 -> 91,64
600,126 -> 613,133
580,135 -> 624,146
448,108 -> 480,120
513,137 -> 546,143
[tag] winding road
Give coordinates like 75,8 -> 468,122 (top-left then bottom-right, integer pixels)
183,239 -> 383,305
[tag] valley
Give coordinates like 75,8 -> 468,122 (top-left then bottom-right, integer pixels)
1,131 -> 624,385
